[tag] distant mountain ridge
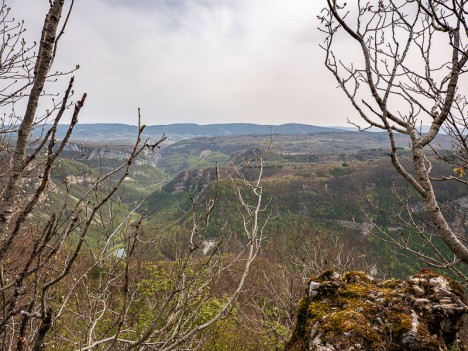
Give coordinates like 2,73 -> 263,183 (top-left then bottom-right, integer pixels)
145,123 -> 341,136
36,123 -> 345,142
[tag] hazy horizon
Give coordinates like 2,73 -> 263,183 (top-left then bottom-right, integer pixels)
53,121 -> 352,127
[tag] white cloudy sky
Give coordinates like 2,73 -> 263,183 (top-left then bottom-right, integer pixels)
13,0 -> 358,126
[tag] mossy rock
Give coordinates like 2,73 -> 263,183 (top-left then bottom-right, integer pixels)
285,270 -> 467,351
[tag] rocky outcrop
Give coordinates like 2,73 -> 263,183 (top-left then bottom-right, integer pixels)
162,167 -> 217,195
285,269 -> 467,351
62,143 -> 161,166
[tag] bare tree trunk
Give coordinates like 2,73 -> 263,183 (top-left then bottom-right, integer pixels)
321,0 -> 468,269
0,0 -> 64,244
411,139 -> 468,263
32,308 -> 52,351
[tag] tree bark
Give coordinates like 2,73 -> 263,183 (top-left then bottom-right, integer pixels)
32,308 -> 53,351
410,133 -> 468,264
0,0 -> 64,246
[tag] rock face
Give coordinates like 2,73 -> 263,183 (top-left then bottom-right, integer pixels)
162,167 -> 217,194
62,143 -> 161,166
285,270 -> 467,351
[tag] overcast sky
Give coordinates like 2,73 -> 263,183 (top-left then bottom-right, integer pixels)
14,0 -> 357,126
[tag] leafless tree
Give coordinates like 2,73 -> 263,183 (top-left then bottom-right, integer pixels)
320,0 -> 468,273
38,156 -> 266,350
0,1 -> 266,350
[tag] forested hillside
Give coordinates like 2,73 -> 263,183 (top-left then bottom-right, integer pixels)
53,130 -> 467,281
1,1 -> 467,350
30,128 -> 464,349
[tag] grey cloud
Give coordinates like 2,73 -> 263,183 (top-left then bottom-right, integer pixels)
11,0 -> 356,126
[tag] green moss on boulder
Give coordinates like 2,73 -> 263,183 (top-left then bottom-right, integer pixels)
285,270 -> 467,351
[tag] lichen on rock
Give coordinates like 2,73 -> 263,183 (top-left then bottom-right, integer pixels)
285,270 -> 467,351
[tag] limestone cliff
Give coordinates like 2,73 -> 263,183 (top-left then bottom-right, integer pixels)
62,143 -> 161,166
162,167 -> 217,195
285,270 -> 467,351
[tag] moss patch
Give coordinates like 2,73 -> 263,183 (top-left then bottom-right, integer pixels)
285,270 -> 466,351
